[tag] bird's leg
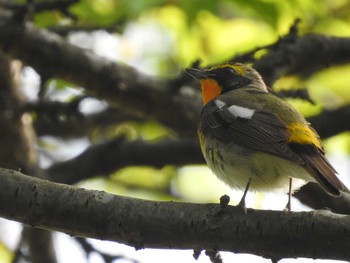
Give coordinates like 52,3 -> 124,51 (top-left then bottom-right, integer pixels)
283,178 -> 293,212
238,176 -> 252,213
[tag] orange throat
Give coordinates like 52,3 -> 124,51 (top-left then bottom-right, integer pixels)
200,79 -> 222,105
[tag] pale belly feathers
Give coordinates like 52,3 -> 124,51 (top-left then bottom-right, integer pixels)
200,136 -> 315,193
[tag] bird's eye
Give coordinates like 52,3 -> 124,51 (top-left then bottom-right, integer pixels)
223,67 -> 237,75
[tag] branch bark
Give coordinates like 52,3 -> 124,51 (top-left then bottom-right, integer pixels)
27,102 -> 143,138
1,168 -> 350,261
307,105 -> 350,139
0,54 -> 57,263
47,137 -> 203,184
0,11 -> 201,137
252,32 -> 350,86
294,183 -> 350,214
231,20 -> 350,86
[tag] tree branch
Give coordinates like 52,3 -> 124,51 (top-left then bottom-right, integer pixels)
47,137 -> 203,184
26,100 -> 143,138
231,20 -> 350,87
253,34 -> 350,86
1,168 -> 350,261
0,0 -> 79,22
48,24 -> 123,37
294,183 -> 350,214
307,105 -> 350,139
0,0 -> 79,13
0,53 -> 57,262
0,11 -> 201,137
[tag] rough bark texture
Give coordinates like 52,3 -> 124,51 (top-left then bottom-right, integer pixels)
1,168 -> 350,262
0,11 -> 201,137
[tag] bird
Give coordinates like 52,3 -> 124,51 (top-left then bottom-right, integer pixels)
185,62 -> 349,210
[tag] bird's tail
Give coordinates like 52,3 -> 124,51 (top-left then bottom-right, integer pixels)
301,154 -> 349,196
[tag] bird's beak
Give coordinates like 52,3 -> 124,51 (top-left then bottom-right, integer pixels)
185,68 -> 215,79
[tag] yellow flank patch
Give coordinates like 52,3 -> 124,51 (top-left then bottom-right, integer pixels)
200,79 -> 222,105
287,122 -> 322,149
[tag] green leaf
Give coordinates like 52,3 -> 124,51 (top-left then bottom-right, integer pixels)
226,0 -> 279,28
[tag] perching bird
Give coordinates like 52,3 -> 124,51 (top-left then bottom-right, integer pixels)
186,63 -> 349,210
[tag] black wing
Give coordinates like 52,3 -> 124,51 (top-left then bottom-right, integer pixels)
200,98 -> 304,165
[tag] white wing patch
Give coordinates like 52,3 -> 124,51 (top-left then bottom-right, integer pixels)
215,99 -> 226,108
227,105 -> 255,119
215,99 -> 255,119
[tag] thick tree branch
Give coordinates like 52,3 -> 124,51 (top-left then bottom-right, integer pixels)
47,137 -> 203,184
0,11 -> 201,137
0,0 -> 79,22
294,183 -> 350,214
1,168 -> 350,261
253,34 -> 350,86
48,24 -> 123,37
231,19 -> 350,87
0,0 -> 79,13
231,20 -> 350,86
26,101 -> 143,138
307,105 -> 350,139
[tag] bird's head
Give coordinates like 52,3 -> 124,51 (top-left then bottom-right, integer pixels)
186,63 -> 268,105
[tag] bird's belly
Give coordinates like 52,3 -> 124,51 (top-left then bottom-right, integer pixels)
200,138 -> 312,193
